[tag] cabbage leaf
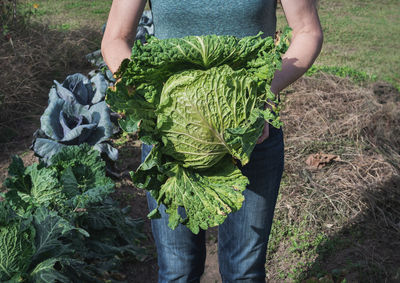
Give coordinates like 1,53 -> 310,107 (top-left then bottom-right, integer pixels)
50,73 -> 108,106
0,219 -> 35,281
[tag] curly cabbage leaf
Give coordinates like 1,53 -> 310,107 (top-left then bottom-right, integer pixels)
107,30 -> 291,233
3,144 -> 114,216
20,164 -> 64,208
0,217 -> 35,282
133,151 -> 248,234
4,158 -> 64,215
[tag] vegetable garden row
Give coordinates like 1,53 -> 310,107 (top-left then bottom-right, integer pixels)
0,12 -> 154,283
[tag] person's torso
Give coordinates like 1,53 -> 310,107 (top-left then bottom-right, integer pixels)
149,0 -> 277,39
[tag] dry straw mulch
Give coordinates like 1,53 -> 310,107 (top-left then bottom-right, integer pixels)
0,20 -> 101,147
280,74 -> 400,231
272,74 -> 400,281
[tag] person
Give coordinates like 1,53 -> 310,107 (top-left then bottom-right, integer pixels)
101,0 -> 323,282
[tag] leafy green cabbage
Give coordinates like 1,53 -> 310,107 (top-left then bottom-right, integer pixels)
107,30 -> 290,233
0,216 -> 35,282
1,144 -> 145,282
4,144 -> 115,216
0,205 -> 80,282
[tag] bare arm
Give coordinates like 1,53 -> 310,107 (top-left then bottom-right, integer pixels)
270,0 -> 323,94
257,0 -> 323,143
101,0 -> 146,74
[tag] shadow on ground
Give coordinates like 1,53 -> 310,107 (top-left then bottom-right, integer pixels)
302,175 -> 400,282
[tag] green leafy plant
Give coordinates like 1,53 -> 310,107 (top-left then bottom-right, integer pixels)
0,202 -> 86,282
1,144 -> 145,282
107,30 -> 290,233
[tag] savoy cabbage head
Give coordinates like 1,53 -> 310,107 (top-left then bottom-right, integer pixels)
4,144 -> 115,216
0,204 -> 82,283
107,30 -> 290,233
1,144 -> 145,282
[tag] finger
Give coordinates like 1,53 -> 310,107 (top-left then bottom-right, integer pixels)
256,132 -> 268,144
257,128 -> 269,144
256,124 -> 270,144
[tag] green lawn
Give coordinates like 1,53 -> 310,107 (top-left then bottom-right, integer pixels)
21,0 -> 113,30
277,0 -> 400,88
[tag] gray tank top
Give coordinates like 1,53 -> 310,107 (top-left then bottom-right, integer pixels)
149,0 -> 277,39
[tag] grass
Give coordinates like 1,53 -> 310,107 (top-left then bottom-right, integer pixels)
20,1 -> 150,31
21,0 -> 113,31
277,0 -> 400,89
267,216 -> 329,281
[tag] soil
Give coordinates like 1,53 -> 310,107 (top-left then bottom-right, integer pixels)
373,81 -> 400,104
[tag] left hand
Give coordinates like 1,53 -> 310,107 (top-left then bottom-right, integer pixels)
256,121 -> 270,144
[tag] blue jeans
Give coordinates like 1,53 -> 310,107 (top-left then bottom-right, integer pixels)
142,127 -> 284,283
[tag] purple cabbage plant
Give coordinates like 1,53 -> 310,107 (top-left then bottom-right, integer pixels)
32,73 -> 118,164
32,10 -> 155,165
49,73 -> 108,106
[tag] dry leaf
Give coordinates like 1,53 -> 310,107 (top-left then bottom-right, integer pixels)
306,153 -> 341,169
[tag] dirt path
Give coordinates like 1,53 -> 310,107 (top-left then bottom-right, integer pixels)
202,238 -> 222,283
